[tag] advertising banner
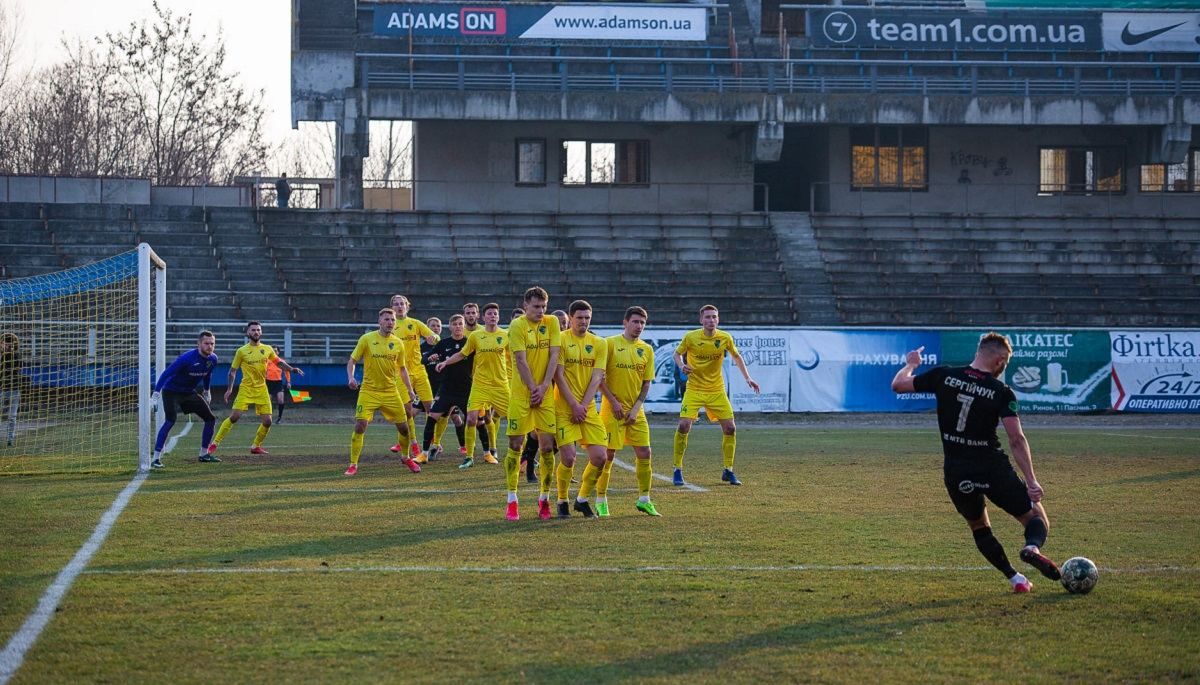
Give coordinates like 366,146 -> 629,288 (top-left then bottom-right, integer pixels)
373,4 -> 707,41
1102,12 -> 1200,52
789,330 -> 941,412
1110,330 -> 1200,412
941,330 -> 1111,413
807,8 -> 1101,51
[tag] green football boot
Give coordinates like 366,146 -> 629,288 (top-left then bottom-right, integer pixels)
635,500 -> 661,517
596,501 -> 610,517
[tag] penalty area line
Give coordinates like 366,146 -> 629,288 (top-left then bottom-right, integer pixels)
0,471 -> 148,685
612,458 -> 708,492
82,563 -> 1200,576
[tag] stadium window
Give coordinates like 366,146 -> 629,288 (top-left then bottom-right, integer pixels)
516,139 -> 546,186
1140,149 -> 1200,193
850,126 -> 927,191
560,139 -> 649,186
1039,147 -> 1125,195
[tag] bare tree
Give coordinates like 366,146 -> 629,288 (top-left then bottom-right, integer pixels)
0,1 -> 267,184
364,120 -> 413,186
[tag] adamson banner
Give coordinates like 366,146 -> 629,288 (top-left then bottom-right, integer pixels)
373,4 -> 707,41
942,330 -> 1111,413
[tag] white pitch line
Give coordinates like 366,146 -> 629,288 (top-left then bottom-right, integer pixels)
612,458 -> 709,492
143,486 -> 647,496
1093,432 -> 1200,442
81,563 -> 1200,576
0,471 -> 148,685
160,417 -> 194,455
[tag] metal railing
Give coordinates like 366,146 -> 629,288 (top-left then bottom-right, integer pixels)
808,180 -> 1200,217
360,52 -> 1200,97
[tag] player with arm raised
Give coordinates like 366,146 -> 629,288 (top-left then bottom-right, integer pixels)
437,303 -> 509,470
150,330 -> 220,468
504,286 -> 561,521
599,307 -> 659,516
551,300 -> 608,518
345,308 -> 422,476
891,332 -> 1061,594
388,294 -> 439,461
672,305 -> 759,487
210,321 -> 303,457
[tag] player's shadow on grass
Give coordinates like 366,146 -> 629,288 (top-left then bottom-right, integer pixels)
89,518 -> 515,572
501,596 -> 986,682
1112,469 -> 1200,485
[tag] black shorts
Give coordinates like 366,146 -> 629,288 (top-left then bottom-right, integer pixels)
430,391 -> 469,416
943,458 -> 1033,521
161,390 -> 216,424
266,380 -> 286,396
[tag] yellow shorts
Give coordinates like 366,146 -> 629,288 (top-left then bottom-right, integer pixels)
233,386 -> 272,415
467,385 -> 510,416
555,404 -> 607,447
356,388 -> 408,424
601,408 -> 651,450
679,387 -> 733,422
507,396 -> 556,436
408,366 -> 435,404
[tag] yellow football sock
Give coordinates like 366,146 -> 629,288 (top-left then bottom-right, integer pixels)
253,423 -> 270,447
597,459 -> 615,497
722,433 -> 737,469
556,459 -> 573,501
673,431 -> 689,468
406,417 -> 418,448
350,432 -> 364,465
433,415 -> 449,445
488,423 -> 498,452
463,424 -> 477,458
539,449 -> 556,496
636,457 -> 653,497
214,418 -> 233,445
579,462 -> 601,500
504,448 -> 520,492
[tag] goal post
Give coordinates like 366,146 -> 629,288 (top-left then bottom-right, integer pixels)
0,244 -> 166,473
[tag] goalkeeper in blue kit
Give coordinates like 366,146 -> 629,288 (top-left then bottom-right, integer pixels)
150,331 -> 220,468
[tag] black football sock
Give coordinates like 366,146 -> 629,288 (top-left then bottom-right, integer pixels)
1023,517 -> 1048,549
478,424 -> 490,452
973,527 -> 1017,578
422,417 -> 437,451
455,422 -> 466,447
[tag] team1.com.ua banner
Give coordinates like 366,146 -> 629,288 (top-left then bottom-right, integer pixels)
1110,330 -> 1200,413
807,8 -> 1101,51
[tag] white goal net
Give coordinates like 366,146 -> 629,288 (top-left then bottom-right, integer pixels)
0,244 -> 165,473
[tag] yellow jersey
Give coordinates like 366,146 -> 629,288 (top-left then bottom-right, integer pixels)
604,334 -> 654,407
395,317 -> 435,370
507,315 -> 561,400
231,342 -> 278,390
461,328 -> 509,391
675,329 -> 740,393
351,331 -> 407,393
556,329 -> 607,404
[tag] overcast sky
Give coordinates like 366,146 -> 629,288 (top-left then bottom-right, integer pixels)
13,0 -> 295,142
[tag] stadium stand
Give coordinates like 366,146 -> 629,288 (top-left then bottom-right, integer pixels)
809,214 -> 1200,326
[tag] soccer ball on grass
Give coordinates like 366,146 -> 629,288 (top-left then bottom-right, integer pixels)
1059,556 -> 1098,595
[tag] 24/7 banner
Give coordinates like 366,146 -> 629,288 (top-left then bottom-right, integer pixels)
1110,330 -> 1200,412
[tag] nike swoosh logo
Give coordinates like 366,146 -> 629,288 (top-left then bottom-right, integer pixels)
1121,21 -> 1185,45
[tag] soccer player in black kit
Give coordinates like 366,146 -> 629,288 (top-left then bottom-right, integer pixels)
421,314 -> 471,457
891,332 -> 1061,593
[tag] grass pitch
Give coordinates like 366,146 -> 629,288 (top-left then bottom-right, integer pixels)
2,421 -> 1199,683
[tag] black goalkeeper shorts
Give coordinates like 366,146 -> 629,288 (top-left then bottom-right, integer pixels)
161,390 -> 216,424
